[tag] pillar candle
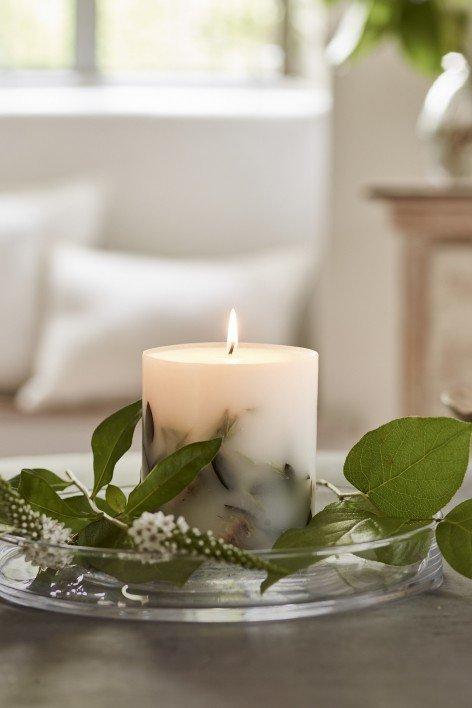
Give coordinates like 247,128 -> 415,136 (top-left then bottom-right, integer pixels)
142,316 -> 318,549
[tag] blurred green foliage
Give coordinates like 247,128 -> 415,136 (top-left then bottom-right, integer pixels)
326,0 -> 470,75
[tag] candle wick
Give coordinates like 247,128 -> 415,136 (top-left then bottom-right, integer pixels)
228,343 -> 235,356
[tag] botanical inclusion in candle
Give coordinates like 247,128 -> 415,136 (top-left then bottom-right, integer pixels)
142,322 -> 318,549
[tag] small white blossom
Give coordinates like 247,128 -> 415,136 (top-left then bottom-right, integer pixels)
40,515 -> 72,545
23,515 -> 72,570
128,511 -> 179,560
0,479 -> 42,538
176,516 -> 189,534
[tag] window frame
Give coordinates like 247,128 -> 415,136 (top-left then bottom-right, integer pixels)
75,0 -> 96,73
0,0 -> 322,86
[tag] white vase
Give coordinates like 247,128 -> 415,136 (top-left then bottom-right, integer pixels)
418,53 -> 472,182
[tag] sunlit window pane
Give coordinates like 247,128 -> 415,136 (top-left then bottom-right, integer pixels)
97,0 -> 285,77
0,0 -> 74,70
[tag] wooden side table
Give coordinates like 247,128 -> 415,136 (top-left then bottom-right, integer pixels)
371,185 -> 472,416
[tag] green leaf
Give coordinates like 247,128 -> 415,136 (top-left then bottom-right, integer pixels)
76,518 -> 202,587
91,400 -> 142,497
65,494 -> 114,517
124,438 -> 222,520
76,517 -> 124,548
19,471 -> 95,532
10,468 -> 71,492
28,567 -> 60,594
106,484 -> 127,514
436,499 -> 472,578
261,498 -> 434,592
344,417 -> 472,519
95,556 -> 203,587
398,0 -> 443,75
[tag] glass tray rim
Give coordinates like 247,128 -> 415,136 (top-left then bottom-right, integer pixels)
0,536 -> 443,623
0,518 -> 436,560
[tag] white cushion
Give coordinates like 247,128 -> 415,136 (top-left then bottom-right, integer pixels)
0,180 -> 106,390
17,244 -> 315,410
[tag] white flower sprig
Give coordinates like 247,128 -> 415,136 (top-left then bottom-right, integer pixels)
128,511 -> 284,574
0,477 -> 72,570
23,515 -> 72,570
0,477 -> 43,538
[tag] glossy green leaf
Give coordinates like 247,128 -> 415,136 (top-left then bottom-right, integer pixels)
91,400 -> 142,497
262,497 -> 433,592
10,468 -> 71,492
344,417 -> 472,518
19,471 -> 95,532
436,499 -> 472,578
106,484 -> 127,514
124,438 -> 222,520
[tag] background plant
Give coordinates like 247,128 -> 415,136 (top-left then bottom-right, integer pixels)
325,0 -> 471,75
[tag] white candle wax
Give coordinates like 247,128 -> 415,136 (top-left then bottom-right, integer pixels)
142,342 -> 318,549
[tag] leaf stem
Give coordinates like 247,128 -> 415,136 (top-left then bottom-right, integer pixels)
64,469 -> 128,530
316,478 -> 362,501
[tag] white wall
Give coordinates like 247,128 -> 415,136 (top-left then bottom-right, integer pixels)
320,46 -> 431,442
0,86 -> 330,258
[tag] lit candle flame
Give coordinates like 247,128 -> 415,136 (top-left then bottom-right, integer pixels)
226,308 -> 238,356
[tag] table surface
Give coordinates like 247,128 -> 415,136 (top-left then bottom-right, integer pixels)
0,453 -> 471,708
369,182 -> 472,200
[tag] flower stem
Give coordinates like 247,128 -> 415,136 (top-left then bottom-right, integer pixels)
64,469 -> 128,530
316,478 -> 362,501
172,528 -> 285,575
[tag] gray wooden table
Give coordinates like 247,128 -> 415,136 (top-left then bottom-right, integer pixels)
0,566 -> 470,708
1,450 -> 471,708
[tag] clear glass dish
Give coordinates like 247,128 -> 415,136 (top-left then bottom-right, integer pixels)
0,521 -> 441,623
0,452 -> 442,622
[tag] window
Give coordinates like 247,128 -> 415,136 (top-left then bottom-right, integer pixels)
97,0 -> 284,77
0,0 -> 324,82
0,0 -> 75,70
